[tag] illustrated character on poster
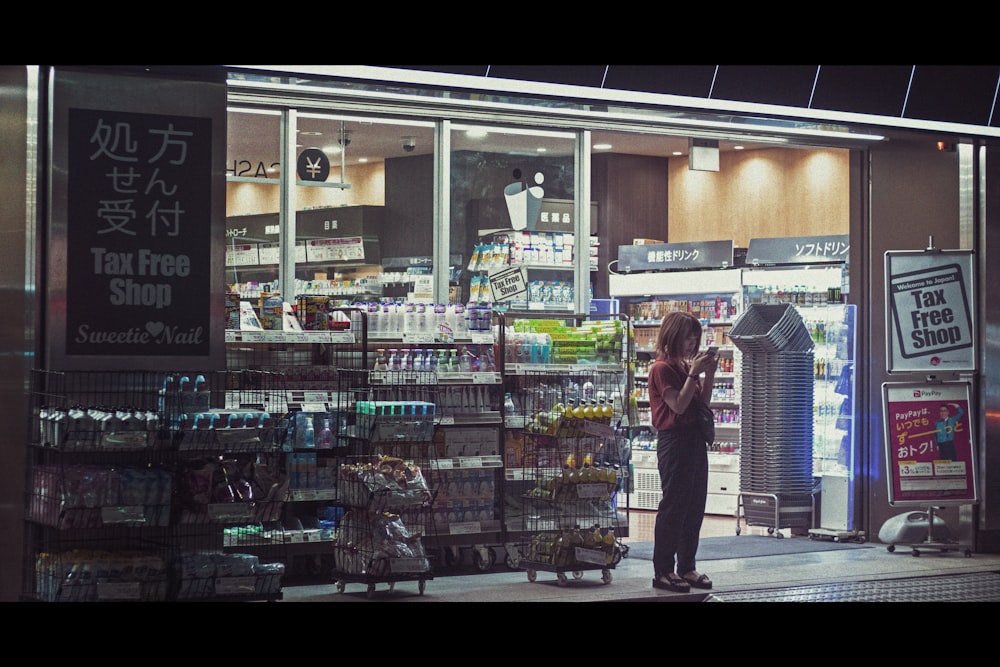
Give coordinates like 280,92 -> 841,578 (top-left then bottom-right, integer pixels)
935,402 -> 964,461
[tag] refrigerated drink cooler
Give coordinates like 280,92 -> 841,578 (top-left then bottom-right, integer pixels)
729,304 -> 815,538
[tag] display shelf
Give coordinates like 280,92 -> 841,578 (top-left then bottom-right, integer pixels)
25,368 -> 290,602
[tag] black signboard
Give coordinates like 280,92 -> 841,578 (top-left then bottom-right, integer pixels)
65,108 -> 213,357
617,240 -> 734,272
745,235 -> 849,266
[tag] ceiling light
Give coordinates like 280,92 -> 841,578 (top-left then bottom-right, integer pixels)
536,147 -> 547,153
734,145 -> 745,150
672,151 -> 682,156
593,143 -> 613,150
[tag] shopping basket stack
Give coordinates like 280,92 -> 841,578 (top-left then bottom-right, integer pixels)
728,303 -> 815,534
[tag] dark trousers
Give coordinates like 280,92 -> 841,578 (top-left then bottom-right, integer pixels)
938,439 -> 956,461
652,427 -> 709,576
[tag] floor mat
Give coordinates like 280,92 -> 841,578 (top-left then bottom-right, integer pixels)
624,534 -> 872,561
704,571 -> 1000,602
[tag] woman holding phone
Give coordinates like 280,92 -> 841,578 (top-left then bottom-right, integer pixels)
648,311 -> 718,593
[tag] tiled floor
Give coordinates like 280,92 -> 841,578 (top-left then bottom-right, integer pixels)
278,510 -> 1000,603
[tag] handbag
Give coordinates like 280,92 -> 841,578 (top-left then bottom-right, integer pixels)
692,397 -> 716,444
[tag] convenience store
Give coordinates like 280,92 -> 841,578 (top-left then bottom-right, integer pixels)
2,65 -> 999,601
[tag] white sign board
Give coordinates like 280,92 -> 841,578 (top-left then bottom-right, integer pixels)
489,266 -> 527,303
885,249 -> 976,374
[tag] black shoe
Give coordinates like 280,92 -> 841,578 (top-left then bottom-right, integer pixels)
652,573 -> 690,592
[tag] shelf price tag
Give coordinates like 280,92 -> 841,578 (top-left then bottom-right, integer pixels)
330,332 -> 355,344
575,483 -> 608,498
574,547 -> 606,566
101,506 -> 147,525
403,333 -> 435,344
214,576 -> 256,596
471,372 -> 497,384
302,392 -> 329,406
458,456 -> 483,468
449,521 -> 482,535
300,331 -> 331,343
97,581 -> 142,601
208,503 -> 254,522
470,332 -> 494,344
243,331 -> 266,343
434,459 -> 455,469
439,415 -> 455,425
225,330 -> 237,342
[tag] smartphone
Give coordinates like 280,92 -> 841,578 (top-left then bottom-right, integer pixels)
707,346 -> 719,356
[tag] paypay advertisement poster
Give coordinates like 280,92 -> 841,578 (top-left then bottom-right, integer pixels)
882,382 -> 977,506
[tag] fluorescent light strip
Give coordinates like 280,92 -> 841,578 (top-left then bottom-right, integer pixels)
229,75 -> 883,145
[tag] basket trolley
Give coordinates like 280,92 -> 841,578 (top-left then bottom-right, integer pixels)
330,368 -> 439,598
513,368 -> 627,586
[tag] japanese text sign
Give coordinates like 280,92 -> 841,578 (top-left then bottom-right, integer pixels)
65,108 -> 213,359
882,381 -> 977,506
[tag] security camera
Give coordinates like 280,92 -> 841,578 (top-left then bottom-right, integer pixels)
402,137 -> 416,153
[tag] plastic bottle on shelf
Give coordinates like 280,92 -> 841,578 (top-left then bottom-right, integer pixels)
317,417 -> 333,449
367,302 -> 381,336
458,347 -> 474,372
504,392 -> 518,417
436,348 -> 450,374
303,416 -> 316,448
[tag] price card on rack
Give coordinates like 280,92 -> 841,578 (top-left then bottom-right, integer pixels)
449,521 -> 482,535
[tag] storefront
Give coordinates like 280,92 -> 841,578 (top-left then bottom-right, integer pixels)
3,65 -> 999,601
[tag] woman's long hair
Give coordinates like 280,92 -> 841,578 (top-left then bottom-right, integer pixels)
653,311 -> 704,362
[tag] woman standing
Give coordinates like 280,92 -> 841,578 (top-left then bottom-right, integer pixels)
648,311 -> 718,592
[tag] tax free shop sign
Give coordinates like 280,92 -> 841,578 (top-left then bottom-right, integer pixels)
65,108 -> 212,358
885,250 -> 976,373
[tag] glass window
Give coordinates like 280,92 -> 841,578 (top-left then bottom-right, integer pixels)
226,107 -> 435,312
449,123 -> 580,314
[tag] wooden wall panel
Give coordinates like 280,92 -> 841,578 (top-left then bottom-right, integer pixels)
667,147 -> 850,246
225,162 -> 385,217
592,153 -> 669,297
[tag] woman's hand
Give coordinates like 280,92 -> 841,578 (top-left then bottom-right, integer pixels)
691,350 -> 718,375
